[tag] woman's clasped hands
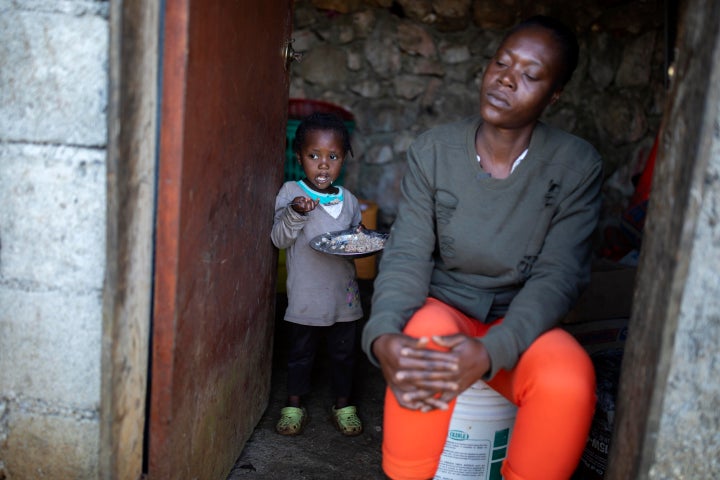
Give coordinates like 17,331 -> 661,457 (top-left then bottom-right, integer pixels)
372,333 -> 492,412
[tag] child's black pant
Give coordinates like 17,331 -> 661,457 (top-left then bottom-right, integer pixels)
285,319 -> 359,399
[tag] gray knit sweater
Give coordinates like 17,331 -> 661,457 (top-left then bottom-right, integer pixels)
271,181 -> 363,326
361,116 -> 603,379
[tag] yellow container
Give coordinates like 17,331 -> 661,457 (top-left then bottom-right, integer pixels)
355,200 -> 379,280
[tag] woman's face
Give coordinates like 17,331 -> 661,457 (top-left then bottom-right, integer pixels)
297,129 -> 345,192
479,26 -> 564,129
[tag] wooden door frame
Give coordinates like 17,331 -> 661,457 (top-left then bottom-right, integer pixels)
147,0 -> 291,473
101,1 -> 160,478
102,0 -> 293,478
606,0 -> 720,477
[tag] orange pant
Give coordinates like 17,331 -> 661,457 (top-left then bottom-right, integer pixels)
382,298 -> 596,480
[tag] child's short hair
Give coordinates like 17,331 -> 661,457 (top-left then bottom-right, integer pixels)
292,112 -> 353,157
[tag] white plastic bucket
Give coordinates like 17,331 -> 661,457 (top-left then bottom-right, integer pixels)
434,381 -> 517,480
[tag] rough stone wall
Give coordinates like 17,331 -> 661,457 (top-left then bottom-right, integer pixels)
0,1 -> 109,477
290,0 -> 666,229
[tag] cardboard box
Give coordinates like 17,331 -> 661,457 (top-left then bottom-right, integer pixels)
563,317 -> 629,355
563,261 -> 637,324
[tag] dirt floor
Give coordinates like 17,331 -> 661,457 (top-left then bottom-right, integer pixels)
226,281 -> 387,480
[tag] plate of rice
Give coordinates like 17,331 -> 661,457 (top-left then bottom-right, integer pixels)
310,228 -> 389,258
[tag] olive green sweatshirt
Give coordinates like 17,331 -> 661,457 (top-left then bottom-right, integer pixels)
361,116 -> 603,379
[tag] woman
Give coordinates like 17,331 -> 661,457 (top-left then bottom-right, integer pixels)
362,16 -> 602,480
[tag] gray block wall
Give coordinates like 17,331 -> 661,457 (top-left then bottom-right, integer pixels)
0,1 -> 109,477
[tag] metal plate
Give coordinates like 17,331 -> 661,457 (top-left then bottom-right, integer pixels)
309,228 -> 389,258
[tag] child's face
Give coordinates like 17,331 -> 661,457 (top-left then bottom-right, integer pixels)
297,129 -> 345,192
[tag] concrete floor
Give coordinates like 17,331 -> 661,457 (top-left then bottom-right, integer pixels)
227,281 -> 387,480
226,281 -> 609,480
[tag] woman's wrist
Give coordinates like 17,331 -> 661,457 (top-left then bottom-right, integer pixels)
370,334 -> 388,360
472,339 -> 492,379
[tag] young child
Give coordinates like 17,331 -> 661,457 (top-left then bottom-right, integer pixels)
271,112 -> 364,437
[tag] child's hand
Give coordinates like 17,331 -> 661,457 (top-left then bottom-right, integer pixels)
289,196 -> 319,214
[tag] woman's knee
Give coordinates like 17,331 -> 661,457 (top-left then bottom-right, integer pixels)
403,299 -> 466,338
517,329 -> 596,403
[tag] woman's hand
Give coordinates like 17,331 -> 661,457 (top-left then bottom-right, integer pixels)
373,334 -> 453,411
289,196 -> 318,214
430,335 -> 491,405
372,333 -> 491,411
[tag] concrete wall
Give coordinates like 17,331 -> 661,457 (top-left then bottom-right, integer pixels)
0,1 -> 109,477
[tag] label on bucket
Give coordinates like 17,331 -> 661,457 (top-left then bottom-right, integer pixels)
435,437 -> 491,479
435,427 -> 510,480
435,382 -> 516,480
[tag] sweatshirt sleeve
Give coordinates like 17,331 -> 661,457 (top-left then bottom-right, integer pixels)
480,151 -> 603,378
271,185 -> 309,249
361,139 -> 437,365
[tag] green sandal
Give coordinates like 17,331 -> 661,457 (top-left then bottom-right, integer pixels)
276,406 -> 308,435
331,405 -> 363,436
